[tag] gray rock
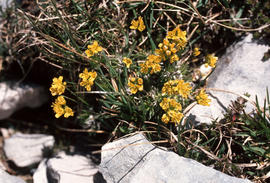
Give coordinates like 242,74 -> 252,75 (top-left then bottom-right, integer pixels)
33,159 -> 48,183
186,34 -> 270,124
0,82 -> 48,120
100,133 -> 251,183
46,152 -> 100,183
0,169 -> 26,183
0,0 -> 13,12
4,133 -> 55,167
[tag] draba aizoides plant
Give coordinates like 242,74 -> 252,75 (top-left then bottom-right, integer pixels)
48,19 -> 218,132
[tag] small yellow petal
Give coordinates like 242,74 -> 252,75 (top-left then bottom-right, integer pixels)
130,20 -> 139,30
193,47 -> 200,56
64,106 -> 74,118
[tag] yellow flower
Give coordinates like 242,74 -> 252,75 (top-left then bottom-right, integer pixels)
139,55 -> 162,74
64,106 -> 74,118
52,95 -> 74,118
162,80 -> 191,98
130,16 -> 145,32
193,47 -> 200,56
123,57 -> 132,68
138,16 -> 146,32
130,77 -> 136,82
159,98 -> 170,111
160,98 -> 183,124
128,77 -> 143,94
160,98 -> 182,111
167,110 -> 183,124
161,114 -> 170,124
151,64 -> 161,74
139,63 -> 149,74
55,95 -> 66,105
162,80 -> 176,95
155,38 -> 180,63
196,89 -> 211,106
173,111 -> 184,123
85,41 -> 102,58
130,19 -> 139,30
176,80 -> 192,99
148,54 -> 162,64
170,99 -> 182,111
52,103 -> 65,118
137,78 -> 143,85
79,68 -> 97,91
206,54 -> 218,67
85,49 -> 94,58
166,26 -> 187,50
50,76 -> 66,96
170,54 -> 179,63
51,96 -> 74,118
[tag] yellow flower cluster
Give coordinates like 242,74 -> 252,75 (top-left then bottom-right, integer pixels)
51,96 -> 74,118
130,16 -> 145,32
205,54 -> 218,68
193,47 -> 200,56
162,80 -> 192,99
154,26 -> 187,63
196,89 -> 211,106
49,76 -> 66,96
139,26 -> 187,75
123,57 -> 132,68
85,41 -> 103,58
139,54 -> 162,74
79,68 -> 97,91
160,79 -> 191,124
128,77 -> 143,94
166,26 -> 187,49
159,98 -> 184,124
50,76 -> 74,118
155,39 -> 179,63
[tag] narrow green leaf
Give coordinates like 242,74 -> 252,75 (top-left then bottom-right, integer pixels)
236,6 -> 244,19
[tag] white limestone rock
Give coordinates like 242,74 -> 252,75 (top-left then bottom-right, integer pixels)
33,159 -> 48,183
0,82 -> 48,120
0,169 -> 26,183
0,0 -> 13,12
4,133 -> 55,167
45,152 -> 100,183
99,133 -> 251,183
199,64 -> 213,79
186,34 -> 270,124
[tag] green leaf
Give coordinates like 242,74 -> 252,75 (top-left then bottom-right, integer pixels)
248,146 -> 266,156
216,0 -> 229,8
235,6 -> 244,19
241,143 -> 266,156
119,126 -> 127,133
220,0 -> 229,8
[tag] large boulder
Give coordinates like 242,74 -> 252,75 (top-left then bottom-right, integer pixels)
33,152 -> 103,183
0,82 -> 48,120
0,169 -> 26,183
99,133 -> 251,183
4,133 -> 55,167
33,160 -> 48,183
186,34 -> 270,124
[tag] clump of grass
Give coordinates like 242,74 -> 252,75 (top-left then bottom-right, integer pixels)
176,90 -> 270,182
